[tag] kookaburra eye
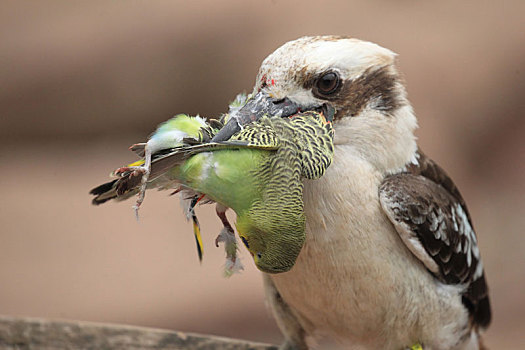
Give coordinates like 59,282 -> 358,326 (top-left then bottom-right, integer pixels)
316,71 -> 340,95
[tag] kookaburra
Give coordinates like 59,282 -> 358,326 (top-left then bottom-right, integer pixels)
230,36 -> 491,350
90,35 -> 491,350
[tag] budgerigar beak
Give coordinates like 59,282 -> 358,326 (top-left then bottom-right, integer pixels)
212,91 -> 301,142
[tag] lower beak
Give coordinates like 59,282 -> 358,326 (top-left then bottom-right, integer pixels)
212,91 -> 301,142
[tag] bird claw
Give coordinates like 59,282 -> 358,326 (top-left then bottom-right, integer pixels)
215,225 -> 234,247
215,225 -> 243,277
130,146 -> 153,220
213,204 -> 242,276
132,165 -> 150,220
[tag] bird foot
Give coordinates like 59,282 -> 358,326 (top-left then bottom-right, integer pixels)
112,165 -> 145,177
213,205 -> 242,276
131,165 -> 151,220
215,226 -> 243,277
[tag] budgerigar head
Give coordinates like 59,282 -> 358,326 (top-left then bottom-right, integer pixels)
236,208 -> 306,274
222,36 -> 418,174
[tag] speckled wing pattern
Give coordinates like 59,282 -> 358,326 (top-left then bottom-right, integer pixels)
291,111 -> 334,179
239,116 -> 307,269
230,111 -> 334,179
379,150 -> 491,330
228,119 -> 281,149
231,112 -> 334,271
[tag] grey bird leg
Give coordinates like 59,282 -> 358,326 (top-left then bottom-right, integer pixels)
215,204 -> 244,276
263,275 -> 309,350
215,204 -> 235,245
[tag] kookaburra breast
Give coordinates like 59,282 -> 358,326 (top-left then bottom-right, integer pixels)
242,36 -> 491,350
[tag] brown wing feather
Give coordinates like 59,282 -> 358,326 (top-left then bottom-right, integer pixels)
379,150 -> 491,329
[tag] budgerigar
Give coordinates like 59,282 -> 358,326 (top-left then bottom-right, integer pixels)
90,100 -> 334,274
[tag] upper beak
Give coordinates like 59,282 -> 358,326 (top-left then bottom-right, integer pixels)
211,91 -> 301,142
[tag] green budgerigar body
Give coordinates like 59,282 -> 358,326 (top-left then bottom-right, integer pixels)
90,104 -> 334,273
174,113 -> 333,272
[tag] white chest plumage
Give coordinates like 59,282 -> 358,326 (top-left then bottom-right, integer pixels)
268,146 -> 472,349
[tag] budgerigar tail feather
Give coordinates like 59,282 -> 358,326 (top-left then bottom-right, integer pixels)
192,218 -> 203,262
90,180 -> 118,205
189,195 -> 204,262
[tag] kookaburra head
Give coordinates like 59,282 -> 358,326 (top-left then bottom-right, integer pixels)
217,35 -> 417,175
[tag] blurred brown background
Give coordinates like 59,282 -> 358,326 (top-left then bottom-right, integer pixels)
1,1 -> 524,348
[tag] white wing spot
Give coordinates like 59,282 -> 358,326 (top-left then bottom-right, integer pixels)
473,260 -> 484,280
199,152 -> 213,181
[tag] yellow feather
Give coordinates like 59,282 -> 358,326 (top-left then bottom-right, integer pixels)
193,220 -> 204,262
128,159 -> 145,167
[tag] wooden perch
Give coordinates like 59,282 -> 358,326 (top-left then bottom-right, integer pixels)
0,316 -> 278,350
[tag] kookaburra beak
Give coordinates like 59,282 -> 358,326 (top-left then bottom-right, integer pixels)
212,91 -> 301,142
